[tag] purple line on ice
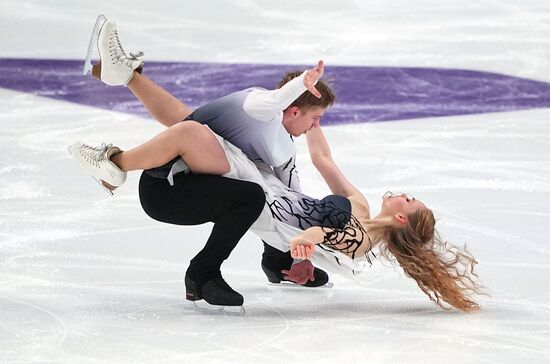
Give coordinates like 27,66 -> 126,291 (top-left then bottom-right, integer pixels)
1,58 -> 550,125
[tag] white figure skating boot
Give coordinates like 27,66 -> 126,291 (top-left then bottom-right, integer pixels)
68,142 -> 127,196
83,14 -> 144,86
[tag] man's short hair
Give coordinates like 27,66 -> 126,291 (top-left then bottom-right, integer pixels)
277,71 -> 336,110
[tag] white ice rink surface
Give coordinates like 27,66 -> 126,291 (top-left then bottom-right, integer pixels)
1,1 -> 550,363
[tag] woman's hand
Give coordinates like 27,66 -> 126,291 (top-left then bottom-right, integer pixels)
290,237 -> 316,260
304,60 -> 324,98
281,260 -> 315,285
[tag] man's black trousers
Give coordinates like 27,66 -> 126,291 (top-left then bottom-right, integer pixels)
138,171 -> 266,286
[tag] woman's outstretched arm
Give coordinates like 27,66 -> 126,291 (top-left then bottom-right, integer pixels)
290,225 -> 371,260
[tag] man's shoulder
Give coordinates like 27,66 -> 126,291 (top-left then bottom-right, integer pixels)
243,87 -> 268,95
223,87 -> 264,103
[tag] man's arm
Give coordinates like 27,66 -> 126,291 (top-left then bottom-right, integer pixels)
243,60 -> 325,122
306,126 -> 365,201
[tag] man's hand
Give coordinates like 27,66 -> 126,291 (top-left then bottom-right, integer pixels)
303,60 -> 324,98
281,260 -> 315,285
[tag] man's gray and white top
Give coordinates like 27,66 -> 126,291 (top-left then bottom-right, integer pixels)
151,71 -> 308,192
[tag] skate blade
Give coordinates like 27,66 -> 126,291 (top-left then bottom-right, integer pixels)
187,301 -> 245,316
267,281 -> 334,289
83,14 -> 107,76
90,176 -> 115,197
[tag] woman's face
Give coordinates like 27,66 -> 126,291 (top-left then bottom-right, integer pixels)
381,191 -> 426,217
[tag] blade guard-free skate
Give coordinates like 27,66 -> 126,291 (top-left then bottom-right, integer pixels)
83,14 -> 108,76
187,300 -> 246,316
267,281 -> 334,289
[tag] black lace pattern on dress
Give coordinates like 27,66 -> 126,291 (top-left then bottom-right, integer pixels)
267,194 -> 373,261
317,213 -> 368,260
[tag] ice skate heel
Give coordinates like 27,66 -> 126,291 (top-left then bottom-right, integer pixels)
184,275 -> 202,301
90,176 -> 117,197
91,62 -> 143,81
261,263 -> 282,284
91,64 -> 101,80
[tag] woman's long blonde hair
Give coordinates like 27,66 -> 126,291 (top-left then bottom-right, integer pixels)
367,209 -> 483,312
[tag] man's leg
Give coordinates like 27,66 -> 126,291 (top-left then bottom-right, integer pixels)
261,241 -> 293,280
139,172 -> 265,305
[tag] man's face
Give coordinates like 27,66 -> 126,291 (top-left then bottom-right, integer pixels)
283,106 -> 326,137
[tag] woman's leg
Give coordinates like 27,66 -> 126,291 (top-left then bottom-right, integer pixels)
111,120 -> 230,175
126,72 -> 193,127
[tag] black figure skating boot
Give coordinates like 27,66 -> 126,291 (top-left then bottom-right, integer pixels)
185,275 -> 245,314
261,262 -> 331,288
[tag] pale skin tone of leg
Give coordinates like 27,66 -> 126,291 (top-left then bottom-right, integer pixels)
110,120 -> 230,175
127,72 -> 193,127
93,66 -> 192,127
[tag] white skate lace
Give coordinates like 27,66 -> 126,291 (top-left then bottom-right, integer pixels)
79,143 -> 112,167
109,28 -> 144,69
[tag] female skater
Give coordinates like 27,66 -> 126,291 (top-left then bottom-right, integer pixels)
69,116 -> 483,312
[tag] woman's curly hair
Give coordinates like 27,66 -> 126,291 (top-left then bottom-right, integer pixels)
377,209 -> 483,312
